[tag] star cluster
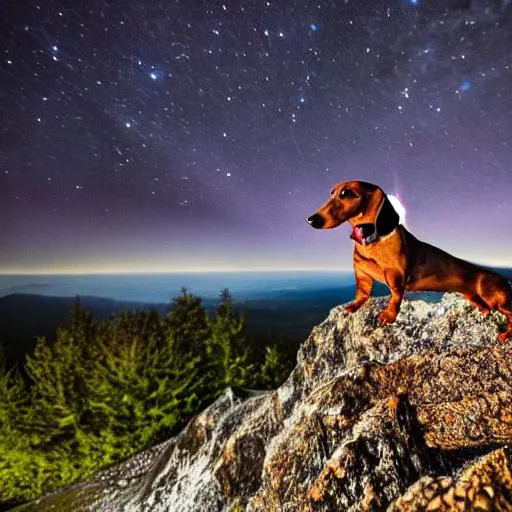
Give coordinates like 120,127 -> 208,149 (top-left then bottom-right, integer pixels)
1,0 -> 512,272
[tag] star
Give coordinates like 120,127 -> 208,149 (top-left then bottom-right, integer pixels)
148,68 -> 164,81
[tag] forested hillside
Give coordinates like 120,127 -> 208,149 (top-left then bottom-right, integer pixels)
0,290 -> 293,509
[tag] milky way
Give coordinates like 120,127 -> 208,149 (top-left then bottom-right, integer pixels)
2,0 -> 512,272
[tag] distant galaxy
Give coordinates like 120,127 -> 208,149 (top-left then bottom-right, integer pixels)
1,0 -> 512,273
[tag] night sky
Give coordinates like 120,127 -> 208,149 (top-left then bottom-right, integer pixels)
2,0 -> 512,273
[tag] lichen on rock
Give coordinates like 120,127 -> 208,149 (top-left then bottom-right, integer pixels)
15,293 -> 512,511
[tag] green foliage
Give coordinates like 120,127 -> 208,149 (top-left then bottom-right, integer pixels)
0,353 -> 36,505
164,288 -> 210,357
254,344 -> 294,389
0,290 -> 294,507
206,289 -> 253,391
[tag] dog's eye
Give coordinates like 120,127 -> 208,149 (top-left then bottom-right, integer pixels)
340,189 -> 356,199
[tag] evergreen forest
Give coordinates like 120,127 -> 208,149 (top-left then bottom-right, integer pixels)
0,289 -> 295,509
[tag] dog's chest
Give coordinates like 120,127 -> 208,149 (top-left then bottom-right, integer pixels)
354,233 -> 406,281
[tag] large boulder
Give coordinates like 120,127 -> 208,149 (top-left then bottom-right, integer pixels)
16,294 -> 512,511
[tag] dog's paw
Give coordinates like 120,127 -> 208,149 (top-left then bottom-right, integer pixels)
378,310 -> 397,325
497,331 -> 511,343
344,303 -> 362,314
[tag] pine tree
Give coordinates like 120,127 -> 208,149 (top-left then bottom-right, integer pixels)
164,288 -> 211,358
0,363 -> 26,437
23,298 -> 94,451
206,289 -> 252,391
20,299 -> 97,491
84,309 -> 205,461
255,345 -> 291,388
0,346 -> 51,504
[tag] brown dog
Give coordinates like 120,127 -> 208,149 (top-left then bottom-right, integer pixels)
307,181 -> 512,341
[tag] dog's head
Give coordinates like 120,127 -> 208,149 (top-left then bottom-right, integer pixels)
307,181 -> 397,231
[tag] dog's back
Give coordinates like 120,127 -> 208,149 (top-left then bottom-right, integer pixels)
401,227 -> 491,292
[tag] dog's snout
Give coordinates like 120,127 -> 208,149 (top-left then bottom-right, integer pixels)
307,214 -> 325,229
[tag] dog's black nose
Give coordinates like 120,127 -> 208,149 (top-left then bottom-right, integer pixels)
307,214 -> 325,229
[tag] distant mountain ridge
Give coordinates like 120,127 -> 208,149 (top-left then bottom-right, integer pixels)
0,271 -> 355,303
0,286 -> 358,367
1,265 -> 510,368
0,294 -> 168,367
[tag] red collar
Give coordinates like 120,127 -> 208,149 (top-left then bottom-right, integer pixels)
350,224 -> 377,245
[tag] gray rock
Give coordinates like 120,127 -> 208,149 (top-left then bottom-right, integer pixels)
16,293 -> 512,511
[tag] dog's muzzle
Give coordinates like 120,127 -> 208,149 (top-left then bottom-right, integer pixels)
307,214 -> 325,229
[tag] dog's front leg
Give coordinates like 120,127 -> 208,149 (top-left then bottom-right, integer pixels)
345,269 -> 374,314
378,270 -> 405,324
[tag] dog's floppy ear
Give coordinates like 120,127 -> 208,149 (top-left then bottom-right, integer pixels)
357,183 -> 399,232
357,183 -> 385,225
376,195 -> 399,234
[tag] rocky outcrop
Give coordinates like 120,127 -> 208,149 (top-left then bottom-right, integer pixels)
16,294 -> 512,511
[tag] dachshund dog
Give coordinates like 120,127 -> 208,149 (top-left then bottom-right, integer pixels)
307,181 -> 512,342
